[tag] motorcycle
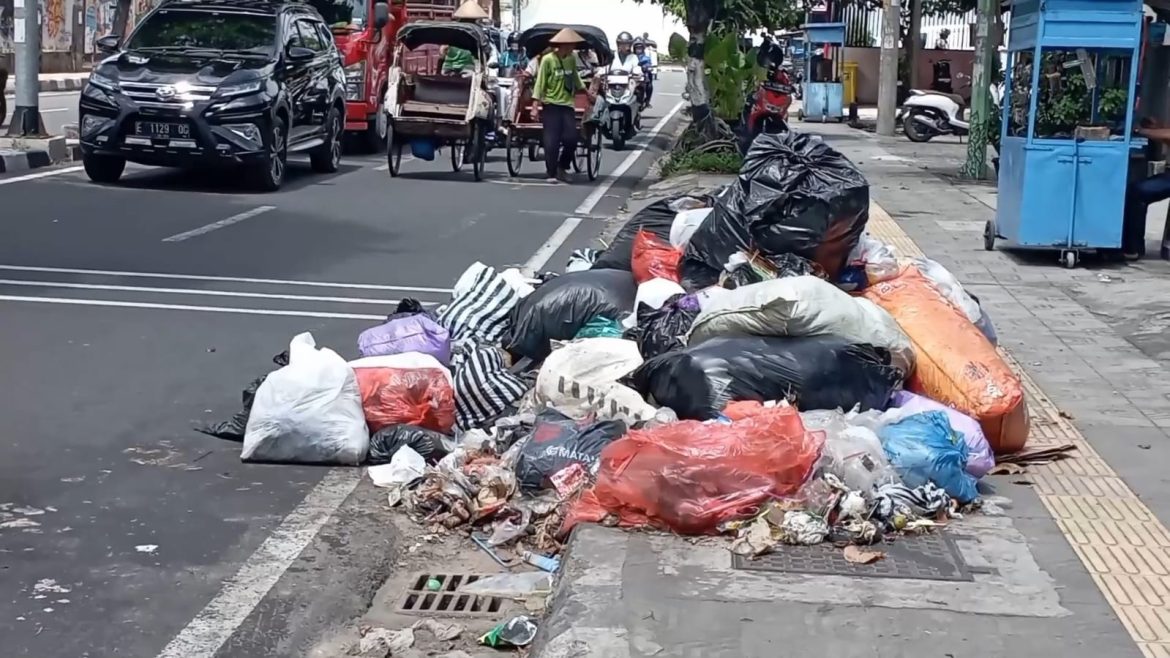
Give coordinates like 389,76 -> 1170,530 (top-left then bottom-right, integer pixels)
602,71 -> 642,150
900,83 -> 1003,143
740,71 -> 794,150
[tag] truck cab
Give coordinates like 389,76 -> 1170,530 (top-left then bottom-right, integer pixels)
308,0 -> 457,151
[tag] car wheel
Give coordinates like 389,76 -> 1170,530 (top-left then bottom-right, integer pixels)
83,154 -> 126,184
311,107 -> 343,174
253,116 -> 288,192
359,94 -> 388,153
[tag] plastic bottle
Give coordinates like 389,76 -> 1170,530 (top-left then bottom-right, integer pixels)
520,550 -> 560,573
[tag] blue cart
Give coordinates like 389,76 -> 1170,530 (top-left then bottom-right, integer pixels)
798,22 -> 846,123
988,0 -> 1144,268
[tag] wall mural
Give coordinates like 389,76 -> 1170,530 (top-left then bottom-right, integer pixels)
1,0 -> 161,55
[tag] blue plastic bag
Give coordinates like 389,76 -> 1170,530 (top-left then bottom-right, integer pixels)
409,139 -> 437,161
879,411 -> 978,504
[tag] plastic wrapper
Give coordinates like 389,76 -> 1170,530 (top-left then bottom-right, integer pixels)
358,312 -> 451,365
350,354 -> 456,434
631,230 -> 683,284
563,406 -> 824,535
685,132 -> 869,278
515,410 -> 627,493
626,294 -> 700,359
801,409 -> 900,493
592,196 -> 707,271
864,267 -> 1027,454
891,390 -> 994,477
688,275 -> 915,374
879,410 -> 979,503
623,335 -> 903,421
913,257 -> 998,345
367,424 -> 451,465
503,269 -> 637,361
243,333 -> 369,465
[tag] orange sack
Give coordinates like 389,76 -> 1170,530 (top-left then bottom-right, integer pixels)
631,230 -> 682,284
561,406 -> 824,536
353,366 -> 456,434
863,267 -> 1028,454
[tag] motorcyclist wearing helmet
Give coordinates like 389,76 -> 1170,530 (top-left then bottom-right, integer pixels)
633,37 -> 654,107
499,31 -> 528,73
611,31 -> 643,78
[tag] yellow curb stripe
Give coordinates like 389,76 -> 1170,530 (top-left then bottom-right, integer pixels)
868,201 -> 1170,654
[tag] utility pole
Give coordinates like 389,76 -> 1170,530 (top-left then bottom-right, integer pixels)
960,0 -> 996,179
7,0 -> 45,137
907,0 -> 922,92
877,0 -> 901,136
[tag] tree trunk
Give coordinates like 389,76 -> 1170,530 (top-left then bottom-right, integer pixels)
112,0 -> 133,39
685,29 -> 711,124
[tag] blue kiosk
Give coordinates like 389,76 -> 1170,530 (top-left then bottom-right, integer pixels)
798,21 -> 846,123
987,0 -> 1144,267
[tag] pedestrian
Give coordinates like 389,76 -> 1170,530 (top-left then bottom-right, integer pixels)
532,28 -> 594,183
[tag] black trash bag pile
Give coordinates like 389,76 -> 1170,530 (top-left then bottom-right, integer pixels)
624,294 -> 701,359
721,252 -> 826,289
197,349 -> 291,441
684,132 -> 869,279
503,269 -> 637,361
368,424 -> 450,465
622,335 -> 904,421
592,195 -> 712,272
515,410 -> 627,493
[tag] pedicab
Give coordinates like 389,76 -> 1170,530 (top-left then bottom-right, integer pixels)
384,21 -> 496,181
504,23 -> 612,180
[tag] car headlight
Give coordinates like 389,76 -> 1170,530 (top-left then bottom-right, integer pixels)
345,62 -> 366,100
87,71 -> 119,92
215,80 -> 264,99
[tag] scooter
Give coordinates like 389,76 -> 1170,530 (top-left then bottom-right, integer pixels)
900,84 -> 1002,143
739,68 -> 794,150
602,71 -> 642,150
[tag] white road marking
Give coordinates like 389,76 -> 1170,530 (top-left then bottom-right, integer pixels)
524,217 -> 582,271
0,165 -> 85,186
575,101 -> 685,215
0,265 -> 453,293
0,295 -> 386,320
0,278 -> 426,305
162,206 -> 276,242
41,108 -> 69,113
154,470 -> 362,658
374,155 -> 415,171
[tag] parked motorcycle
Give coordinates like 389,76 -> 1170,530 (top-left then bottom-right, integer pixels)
900,84 -> 1003,143
602,71 -> 642,150
739,71 -> 794,151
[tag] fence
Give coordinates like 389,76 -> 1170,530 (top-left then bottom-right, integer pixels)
841,3 -> 981,50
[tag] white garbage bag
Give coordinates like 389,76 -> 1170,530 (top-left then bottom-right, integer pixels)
243,332 -> 369,465
623,278 -> 686,328
535,337 -> 661,423
669,207 -> 713,248
687,275 -> 916,374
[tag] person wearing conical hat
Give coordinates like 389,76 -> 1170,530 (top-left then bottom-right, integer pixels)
532,28 -> 594,183
441,1 -> 497,76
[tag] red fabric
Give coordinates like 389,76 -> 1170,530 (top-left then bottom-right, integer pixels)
353,366 -> 455,434
631,230 -> 682,284
562,407 -> 824,535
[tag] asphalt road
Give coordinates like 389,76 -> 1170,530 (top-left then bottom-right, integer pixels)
0,73 -> 687,657
1,90 -> 79,137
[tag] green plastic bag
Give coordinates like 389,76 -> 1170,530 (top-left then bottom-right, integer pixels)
574,316 -> 624,339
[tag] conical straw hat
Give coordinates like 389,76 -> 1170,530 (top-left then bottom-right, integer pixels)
453,1 -> 488,20
548,28 -> 585,45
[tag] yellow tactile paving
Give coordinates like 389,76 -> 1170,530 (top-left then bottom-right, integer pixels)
868,201 -> 1170,656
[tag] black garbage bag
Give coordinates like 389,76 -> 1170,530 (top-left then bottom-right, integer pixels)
622,335 -> 903,421
721,252 -> 826,289
678,257 -> 722,292
367,424 -> 450,465
394,297 -> 428,316
515,410 -> 627,493
625,294 -> 701,359
685,132 -> 869,278
592,195 -> 712,271
503,269 -> 637,361
197,350 -> 291,441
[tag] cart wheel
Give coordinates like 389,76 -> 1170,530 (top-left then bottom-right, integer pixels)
529,143 -> 539,161
1061,250 -> 1079,269
797,109 -> 805,121
472,122 -> 486,182
572,136 -> 586,173
505,130 -> 524,177
982,220 -> 996,251
450,141 -> 465,173
587,127 -> 602,181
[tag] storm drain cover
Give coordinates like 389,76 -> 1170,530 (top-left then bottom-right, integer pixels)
731,531 -> 975,582
394,573 -> 509,617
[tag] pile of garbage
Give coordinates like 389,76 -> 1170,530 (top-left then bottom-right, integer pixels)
200,131 -> 1031,596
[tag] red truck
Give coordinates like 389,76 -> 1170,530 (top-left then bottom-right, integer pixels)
308,0 -> 459,152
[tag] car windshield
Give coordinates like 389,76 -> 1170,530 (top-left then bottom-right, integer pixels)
306,0 -> 367,30
126,9 -> 277,55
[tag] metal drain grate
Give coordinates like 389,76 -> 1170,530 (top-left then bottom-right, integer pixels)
394,573 -> 509,617
731,531 -> 975,582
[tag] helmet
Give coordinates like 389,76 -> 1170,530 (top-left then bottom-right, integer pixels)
507,31 -> 520,46
616,31 -> 633,45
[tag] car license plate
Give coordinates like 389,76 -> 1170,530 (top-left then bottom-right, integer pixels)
134,121 -> 191,139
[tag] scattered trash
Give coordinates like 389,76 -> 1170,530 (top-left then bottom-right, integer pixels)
842,545 -> 886,565
367,425 -> 449,465
994,444 -> 1076,465
479,615 -> 539,648
135,544 -> 159,554
520,550 -> 560,573
515,411 -> 626,493
425,577 -> 443,591
368,446 -> 425,488
359,627 -> 415,655
412,618 -> 464,641
461,572 -> 552,599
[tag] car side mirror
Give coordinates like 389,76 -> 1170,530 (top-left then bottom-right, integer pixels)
373,1 -> 390,29
97,34 -> 120,53
286,45 -> 315,62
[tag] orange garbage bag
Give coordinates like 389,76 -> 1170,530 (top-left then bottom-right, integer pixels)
863,267 -> 1028,454
631,230 -> 682,284
561,406 -> 824,535
353,366 -> 456,434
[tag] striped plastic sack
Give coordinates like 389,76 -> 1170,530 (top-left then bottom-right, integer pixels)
453,343 -> 530,431
437,262 -> 524,345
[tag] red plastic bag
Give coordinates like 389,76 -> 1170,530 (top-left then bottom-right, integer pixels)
562,407 -> 824,535
631,230 -> 682,284
353,366 -> 455,434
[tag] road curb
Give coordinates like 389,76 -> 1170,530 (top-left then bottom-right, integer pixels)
0,147 -> 52,173
7,76 -> 88,93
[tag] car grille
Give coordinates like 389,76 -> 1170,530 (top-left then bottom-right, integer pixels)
121,81 -> 216,109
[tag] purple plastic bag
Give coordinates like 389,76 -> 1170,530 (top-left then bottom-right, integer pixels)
358,314 -> 452,365
890,390 -> 995,478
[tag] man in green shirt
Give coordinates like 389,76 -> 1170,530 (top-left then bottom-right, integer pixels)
532,28 -> 594,183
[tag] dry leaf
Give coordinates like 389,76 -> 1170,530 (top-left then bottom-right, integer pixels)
842,545 -> 885,565
988,463 -> 1027,475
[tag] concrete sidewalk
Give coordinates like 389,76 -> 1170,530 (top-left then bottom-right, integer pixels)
532,125 -> 1170,658
5,72 -> 90,94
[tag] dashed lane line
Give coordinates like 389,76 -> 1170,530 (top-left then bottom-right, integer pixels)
162,206 -> 277,242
